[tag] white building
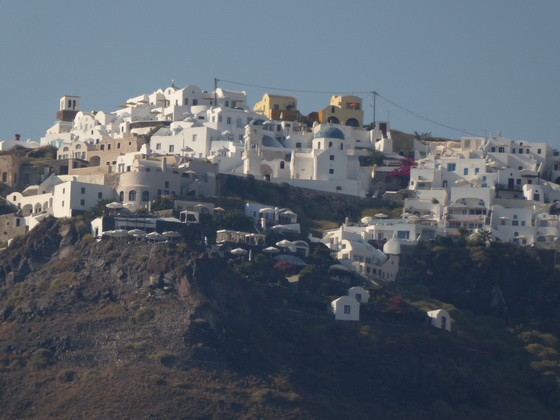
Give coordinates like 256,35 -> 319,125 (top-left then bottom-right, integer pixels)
427,309 -> 451,332
331,296 -> 360,321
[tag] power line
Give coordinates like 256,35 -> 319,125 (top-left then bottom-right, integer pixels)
217,78 -> 485,137
217,78 -> 372,95
375,92 -> 483,137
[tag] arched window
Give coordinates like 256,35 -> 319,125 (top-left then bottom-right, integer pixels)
129,190 -> 136,201
329,141 -> 333,148
280,161 -> 285,169
119,191 -> 124,201
75,144 -> 81,150
340,143 -> 344,150
142,191 -> 150,202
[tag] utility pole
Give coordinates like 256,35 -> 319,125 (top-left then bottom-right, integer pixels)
214,78 -> 218,107
372,91 -> 377,129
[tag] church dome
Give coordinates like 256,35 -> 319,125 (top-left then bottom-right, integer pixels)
315,125 -> 345,140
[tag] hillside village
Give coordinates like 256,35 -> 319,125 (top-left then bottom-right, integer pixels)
3,84 -> 560,418
2,83 -> 560,293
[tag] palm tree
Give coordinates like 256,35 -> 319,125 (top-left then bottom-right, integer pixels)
476,229 -> 492,246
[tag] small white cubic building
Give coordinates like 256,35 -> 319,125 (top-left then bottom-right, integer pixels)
427,309 -> 452,332
348,286 -> 369,303
331,296 -> 360,321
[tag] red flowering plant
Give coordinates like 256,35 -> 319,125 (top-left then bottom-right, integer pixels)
389,158 -> 417,183
273,260 -> 297,274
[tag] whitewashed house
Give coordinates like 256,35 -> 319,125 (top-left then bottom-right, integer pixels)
348,286 -> 369,303
331,296 -> 360,321
427,309 -> 452,332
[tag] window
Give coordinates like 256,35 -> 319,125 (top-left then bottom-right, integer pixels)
397,231 -> 410,239
169,145 -> 174,153
108,144 -> 111,150
296,143 -> 302,148
280,161 -> 285,169
142,191 -> 150,202
156,143 -> 161,150
330,155 -> 334,161
356,293 -> 362,301
62,201 -> 64,207
192,134 -> 197,142
273,104 -> 279,110
192,99 -> 198,106
475,168 -> 480,175
227,117 -> 231,124
98,192 -> 103,199
329,169 -> 334,174
464,168 -> 469,176
184,98 -> 188,105
447,163 -> 456,171
100,145 -> 104,151
117,143 -> 121,149
343,305 -> 351,314
236,118 -> 243,128
329,141 -> 333,147
498,147 -> 505,153
129,190 -> 136,201
80,199 -> 85,206
165,181 -> 169,188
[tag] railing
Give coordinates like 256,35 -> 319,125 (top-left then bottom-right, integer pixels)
495,183 -> 522,192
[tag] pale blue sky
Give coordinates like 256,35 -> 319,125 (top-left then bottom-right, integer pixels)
1,0 -> 559,146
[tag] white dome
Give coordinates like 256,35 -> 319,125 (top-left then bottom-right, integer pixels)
383,237 -> 401,255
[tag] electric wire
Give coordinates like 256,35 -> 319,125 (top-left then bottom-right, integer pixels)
218,78 -> 485,137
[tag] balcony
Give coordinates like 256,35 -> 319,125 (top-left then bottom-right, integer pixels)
495,183 -> 522,193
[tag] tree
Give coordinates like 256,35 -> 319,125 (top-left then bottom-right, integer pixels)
476,229 -> 492,245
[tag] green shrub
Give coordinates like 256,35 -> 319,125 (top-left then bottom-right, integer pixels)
57,369 -> 76,382
81,369 -> 100,386
134,308 -> 155,324
125,341 -> 149,351
82,233 -> 94,244
30,348 -> 54,369
105,250 -> 120,264
150,351 -> 176,368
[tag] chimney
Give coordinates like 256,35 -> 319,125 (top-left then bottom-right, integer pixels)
15,134 -> 20,141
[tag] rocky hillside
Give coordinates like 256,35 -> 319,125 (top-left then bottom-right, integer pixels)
0,217 -> 559,419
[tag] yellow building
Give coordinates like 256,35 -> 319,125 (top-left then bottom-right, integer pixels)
318,95 -> 363,128
253,93 -> 299,121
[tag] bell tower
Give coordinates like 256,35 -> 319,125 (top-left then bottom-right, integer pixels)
57,95 -> 81,122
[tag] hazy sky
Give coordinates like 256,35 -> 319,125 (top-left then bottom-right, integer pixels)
2,0 -> 560,146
